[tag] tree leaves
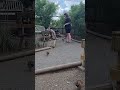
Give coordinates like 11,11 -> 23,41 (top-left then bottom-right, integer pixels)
69,2 -> 85,39
35,0 -> 57,29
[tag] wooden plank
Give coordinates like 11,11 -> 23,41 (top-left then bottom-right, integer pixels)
87,29 -> 112,40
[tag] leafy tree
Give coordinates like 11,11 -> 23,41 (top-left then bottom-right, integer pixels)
51,15 -> 64,28
51,2 -> 85,39
35,0 -> 57,29
69,2 -> 85,39
50,20 -> 59,28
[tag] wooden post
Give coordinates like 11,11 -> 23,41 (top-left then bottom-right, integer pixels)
111,31 -> 120,68
78,39 -> 85,71
110,31 -> 120,90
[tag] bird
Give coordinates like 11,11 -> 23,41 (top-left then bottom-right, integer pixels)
75,80 -> 83,90
46,51 -> 49,56
62,38 -> 65,42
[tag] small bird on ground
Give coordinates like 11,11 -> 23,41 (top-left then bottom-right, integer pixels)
75,80 -> 84,90
46,51 -> 49,56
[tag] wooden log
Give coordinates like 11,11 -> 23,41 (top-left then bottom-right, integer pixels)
35,62 -> 82,75
35,47 -> 52,52
0,50 -> 34,62
81,39 -> 85,48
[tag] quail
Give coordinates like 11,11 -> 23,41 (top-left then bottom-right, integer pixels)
46,51 -> 49,56
76,80 -> 83,90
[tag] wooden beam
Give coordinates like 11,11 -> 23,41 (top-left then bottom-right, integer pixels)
0,50 -> 34,62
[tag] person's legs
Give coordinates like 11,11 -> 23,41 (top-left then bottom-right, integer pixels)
65,27 -> 71,42
68,33 -> 71,42
66,33 -> 69,42
65,29 -> 68,42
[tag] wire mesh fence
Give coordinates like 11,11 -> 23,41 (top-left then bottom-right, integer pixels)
51,26 -> 85,41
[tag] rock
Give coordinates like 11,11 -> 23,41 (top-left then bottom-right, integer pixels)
55,84 -> 58,87
67,81 -> 70,84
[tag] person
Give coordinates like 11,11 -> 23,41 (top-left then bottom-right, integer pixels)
64,13 -> 72,43
47,26 -> 56,40
55,30 -> 61,37
47,26 -> 57,48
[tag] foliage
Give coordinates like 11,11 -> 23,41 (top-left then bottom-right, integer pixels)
35,0 -> 57,29
69,2 -> 85,38
51,2 -> 85,39
51,15 -> 64,28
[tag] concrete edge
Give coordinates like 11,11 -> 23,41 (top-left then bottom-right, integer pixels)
35,47 -> 52,52
35,62 -> 82,75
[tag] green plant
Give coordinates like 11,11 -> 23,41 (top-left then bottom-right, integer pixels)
35,0 -> 58,29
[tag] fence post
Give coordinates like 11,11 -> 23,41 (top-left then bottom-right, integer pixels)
62,27 -> 63,35
74,27 -> 75,39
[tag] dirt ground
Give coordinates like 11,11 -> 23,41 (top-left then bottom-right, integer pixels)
35,67 -> 85,90
35,38 -> 83,70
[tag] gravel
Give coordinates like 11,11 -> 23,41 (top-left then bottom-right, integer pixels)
35,67 -> 85,90
35,38 -> 83,70
35,38 -> 84,90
